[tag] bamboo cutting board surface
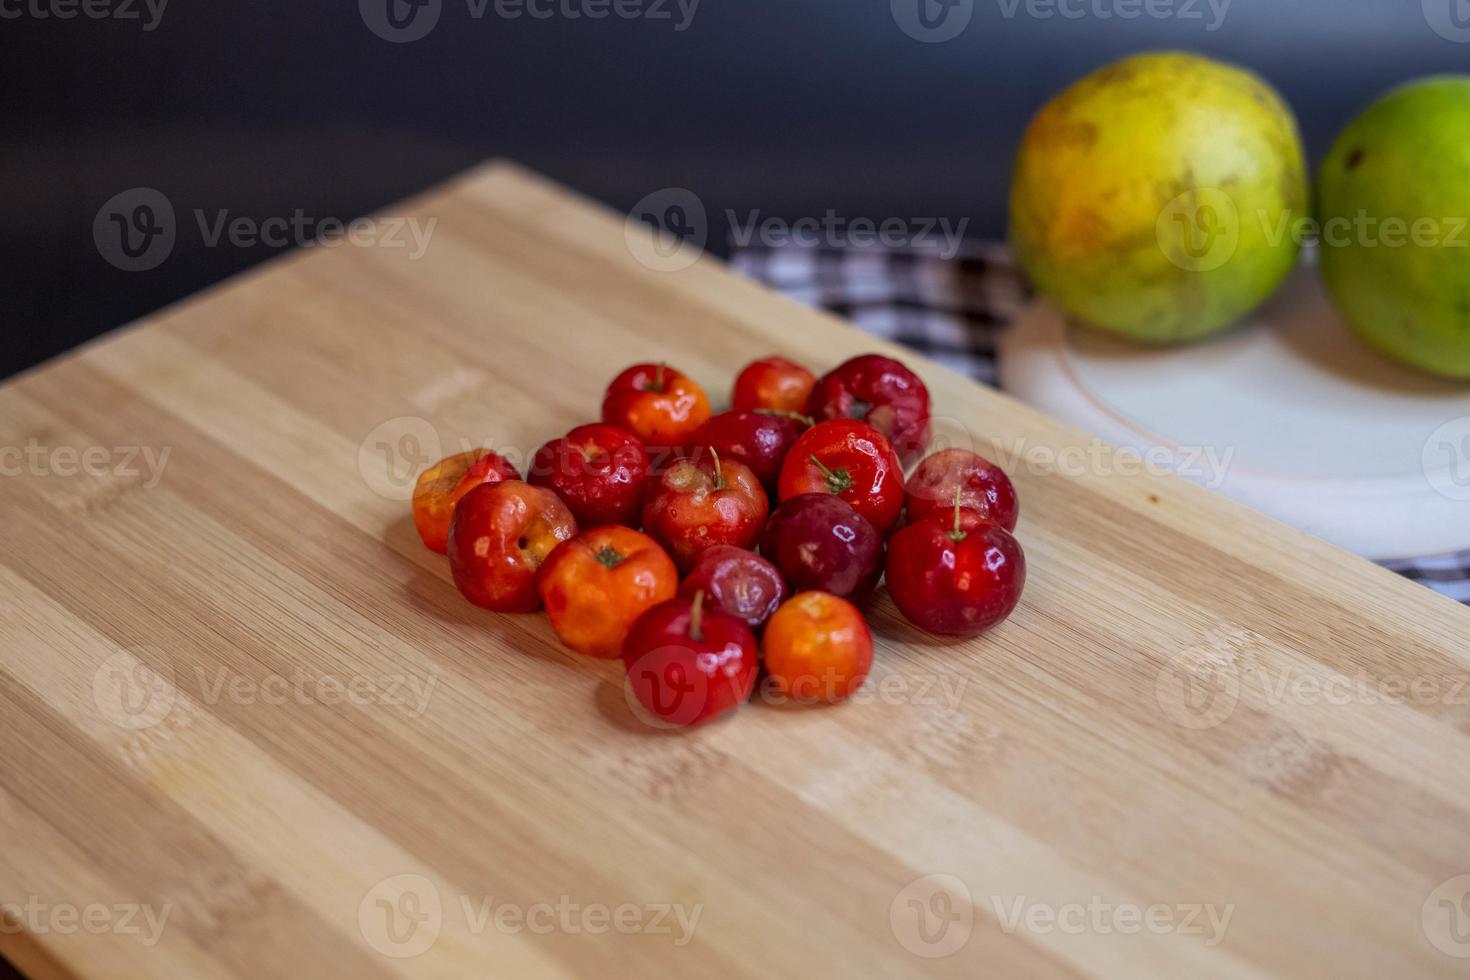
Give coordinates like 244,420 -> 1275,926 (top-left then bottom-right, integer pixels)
2,162 -> 1469,979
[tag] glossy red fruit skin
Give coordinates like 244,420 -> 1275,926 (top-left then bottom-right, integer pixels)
529,423 -> 650,528
678,545 -> 787,629
621,597 -> 759,727
777,419 -> 905,534
412,450 -> 522,554
904,448 -> 1019,532
732,356 -> 816,414
448,481 -> 578,612
885,510 -> 1026,637
808,354 -> 932,466
642,455 -> 769,572
760,494 -> 882,603
600,363 -> 711,458
689,410 -> 807,493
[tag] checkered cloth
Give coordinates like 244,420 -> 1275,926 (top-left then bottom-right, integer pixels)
731,243 -> 1470,606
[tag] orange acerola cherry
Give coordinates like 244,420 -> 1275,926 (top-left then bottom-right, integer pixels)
601,363 -> 711,455
537,526 -> 678,659
762,591 -> 873,704
412,449 -> 521,553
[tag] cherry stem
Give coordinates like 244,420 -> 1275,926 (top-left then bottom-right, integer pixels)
708,446 -> 724,490
949,485 -> 967,543
690,589 -> 706,642
642,362 -> 667,393
754,408 -> 815,427
808,454 -> 853,495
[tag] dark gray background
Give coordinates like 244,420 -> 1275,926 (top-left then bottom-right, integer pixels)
2,0 -> 1465,379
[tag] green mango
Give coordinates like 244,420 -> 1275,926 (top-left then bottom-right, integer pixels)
1318,76 -> 1470,379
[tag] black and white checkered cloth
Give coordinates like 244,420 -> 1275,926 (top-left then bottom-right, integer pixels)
731,243 -> 1470,606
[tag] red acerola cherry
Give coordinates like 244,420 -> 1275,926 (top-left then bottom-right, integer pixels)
621,591 -> 759,728
885,500 -> 1025,638
808,354 -> 932,466
760,494 -> 882,603
448,481 -> 577,612
412,449 -> 521,554
529,423 -> 650,529
905,448 -> 1019,532
732,356 -> 816,414
601,363 -> 711,458
689,409 -> 808,493
777,419 -> 905,534
642,450 -> 768,571
679,545 -> 787,630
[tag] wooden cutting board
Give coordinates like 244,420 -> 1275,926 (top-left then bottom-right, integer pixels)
2,162 -> 1468,980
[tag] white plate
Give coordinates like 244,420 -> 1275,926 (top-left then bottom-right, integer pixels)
998,258 -> 1470,561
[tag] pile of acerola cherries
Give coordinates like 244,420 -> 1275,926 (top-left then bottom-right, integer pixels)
411,353 -> 1025,729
